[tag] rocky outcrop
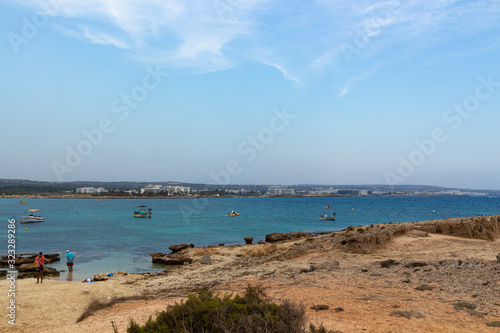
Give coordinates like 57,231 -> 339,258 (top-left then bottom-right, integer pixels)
244,237 -> 253,245
265,232 -> 314,243
150,253 -> 193,265
0,253 -> 60,268
169,244 -> 190,253
414,215 -> 500,241
336,215 -> 500,254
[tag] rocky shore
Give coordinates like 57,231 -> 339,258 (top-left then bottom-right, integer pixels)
1,214 -> 499,332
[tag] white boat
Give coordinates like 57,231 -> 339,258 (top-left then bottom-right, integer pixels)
134,206 -> 152,218
20,209 -> 44,223
320,205 -> 336,220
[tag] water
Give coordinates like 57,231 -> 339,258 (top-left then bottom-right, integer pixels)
1,196 -> 499,280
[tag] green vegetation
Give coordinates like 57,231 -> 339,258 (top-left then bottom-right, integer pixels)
127,285 -> 339,333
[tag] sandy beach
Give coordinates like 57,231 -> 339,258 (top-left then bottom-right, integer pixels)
1,215 -> 499,333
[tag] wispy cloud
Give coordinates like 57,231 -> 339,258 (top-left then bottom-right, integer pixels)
11,0 -> 500,83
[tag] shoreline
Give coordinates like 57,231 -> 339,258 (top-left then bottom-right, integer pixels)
1,214 -> 499,332
4,193 -> 479,199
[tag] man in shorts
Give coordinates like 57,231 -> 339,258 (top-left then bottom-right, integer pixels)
34,252 -> 46,283
66,250 -> 74,272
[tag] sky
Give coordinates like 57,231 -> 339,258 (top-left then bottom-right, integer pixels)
1,0 -> 500,189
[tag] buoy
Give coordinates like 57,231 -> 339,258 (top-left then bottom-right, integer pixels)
352,208 -> 354,210
394,213 -> 397,215
252,217 -> 254,219
90,215 -> 92,217
158,213 -> 160,215
188,220 -> 191,223
25,228 -> 28,231
432,210 -> 435,213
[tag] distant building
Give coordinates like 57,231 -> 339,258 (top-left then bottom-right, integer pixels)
268,187 -> 295,196
140,184 -> 191,195
76,187 -> 107,194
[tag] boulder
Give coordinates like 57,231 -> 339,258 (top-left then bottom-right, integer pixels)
244,237 -> 253,245
150,253 -> 193,265
18,263 -> 36,272
93,273 -> 110,281
169,244 -> 190,253
201,254 -> 212,265
265,232 -> 314,243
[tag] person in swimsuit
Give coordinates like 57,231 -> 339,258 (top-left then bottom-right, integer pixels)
34,252 -> 46,284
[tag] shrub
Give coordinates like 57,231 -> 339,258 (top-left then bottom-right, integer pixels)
127,285 -> 338,333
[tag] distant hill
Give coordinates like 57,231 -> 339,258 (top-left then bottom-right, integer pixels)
0,179 -> 498,196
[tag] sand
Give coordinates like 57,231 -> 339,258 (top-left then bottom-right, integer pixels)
1,218 -> 499,333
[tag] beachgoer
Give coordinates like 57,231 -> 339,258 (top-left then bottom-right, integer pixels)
34,252 -> 46,284
66,250 -> 74,272
82,278 -> 94,283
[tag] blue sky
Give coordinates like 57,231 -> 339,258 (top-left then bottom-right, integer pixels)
1,0 -> 500,189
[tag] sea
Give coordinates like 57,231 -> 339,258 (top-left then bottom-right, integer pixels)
1,196 -> 499,281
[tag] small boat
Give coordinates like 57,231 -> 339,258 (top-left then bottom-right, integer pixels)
134,205 -> 152,218
320,206 -> 336,220
20,200 -> 26,204
227,210 -> 240,217
20,209 -> 44,223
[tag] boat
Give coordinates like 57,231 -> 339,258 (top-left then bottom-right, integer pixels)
20,200 -> 26,204
320,206 -> 336,220
134,206 -> 152,218
227,210 -> 240,217
20,209 -> 44,223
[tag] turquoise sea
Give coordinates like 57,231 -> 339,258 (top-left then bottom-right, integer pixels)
1,196 -> 499,281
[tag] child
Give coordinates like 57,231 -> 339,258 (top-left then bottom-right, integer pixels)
34,252 -> 46,284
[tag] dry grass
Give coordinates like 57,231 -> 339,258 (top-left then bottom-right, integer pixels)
77,295 -> 151,323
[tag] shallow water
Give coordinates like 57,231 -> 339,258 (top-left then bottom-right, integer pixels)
1,196 -> 499,280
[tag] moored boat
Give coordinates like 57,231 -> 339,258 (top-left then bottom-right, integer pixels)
320,205 -> 336,220
134,206 -> 152,218
20,209 -> 44,223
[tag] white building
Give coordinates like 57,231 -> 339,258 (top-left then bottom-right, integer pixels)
140,184 -> 191,195
268,187 -> 295,196
76,187 -> 107,194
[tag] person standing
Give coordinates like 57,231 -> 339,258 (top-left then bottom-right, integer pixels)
34,252 -> 46,284
66,250 -> 74,272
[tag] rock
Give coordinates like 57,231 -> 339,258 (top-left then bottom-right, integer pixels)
415,284 -> 434,291
389,311 -> 424,319
169,244 -> 190,253
244,237 -> 253,245
334,307 -> 344,312
497,253 -> 500,263
407,230 -> 429,238
150,253 -> 193,265
218,243 -> 225,247
380,259 -> 399,268
18,263 -> 36,272
311,304 -> 329,311
93,273 -> 110,281
258,241 -> 265,244
265,232 -> 314,243
201,254 -> 212,265
189,243 -> 195,248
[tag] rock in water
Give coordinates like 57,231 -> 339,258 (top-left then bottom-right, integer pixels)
169,244 -> 190,253
201,254 -> 212,265
244,237 -> 253,244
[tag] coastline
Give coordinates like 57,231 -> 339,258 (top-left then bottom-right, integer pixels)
4,193 -> 473,199
2,214 -> 499,332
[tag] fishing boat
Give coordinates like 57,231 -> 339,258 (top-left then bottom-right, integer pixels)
227,210 -> 240,217
20,209 -> 44,223
320,205 -> 336,220
134,206 -> 152,218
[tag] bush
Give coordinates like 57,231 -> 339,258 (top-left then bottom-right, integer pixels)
127,285 -> 339,333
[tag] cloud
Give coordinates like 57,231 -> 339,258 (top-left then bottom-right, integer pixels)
10,0 -> 500,83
